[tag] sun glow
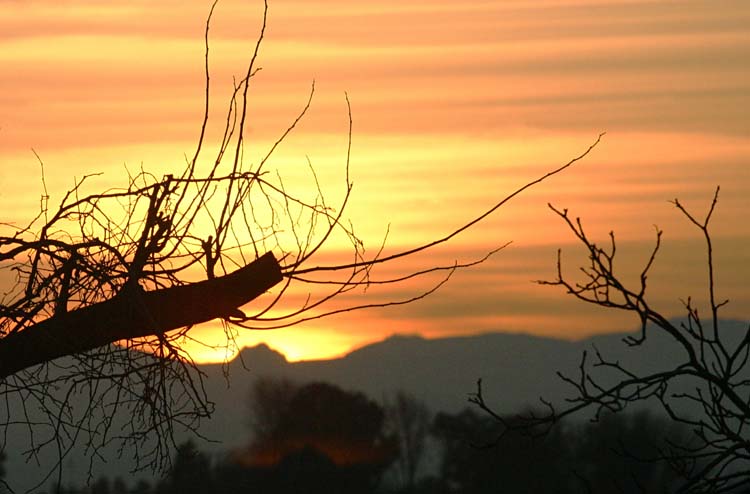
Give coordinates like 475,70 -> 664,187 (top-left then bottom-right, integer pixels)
177,322 -> 375,363
1,1 -> 748,363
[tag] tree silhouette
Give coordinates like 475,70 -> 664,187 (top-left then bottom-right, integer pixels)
471,188 -> 748,493
90,478 -> 111,494
247,381 -> 396,467
158,441 -> 213,494
131,480 -> 153,494
432,408 -> 572,494
572,411 -> 688,493
236,380 -> 397,493
0,0 -> 601,488
0,451 -> 7,494
433,408 -> 691,494
247,377 -> 298,444
384,391 -> 431,492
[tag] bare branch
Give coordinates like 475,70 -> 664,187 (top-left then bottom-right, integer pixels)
478,187 -> 749,492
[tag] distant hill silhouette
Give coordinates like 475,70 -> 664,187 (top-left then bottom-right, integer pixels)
4,320 -> 747,491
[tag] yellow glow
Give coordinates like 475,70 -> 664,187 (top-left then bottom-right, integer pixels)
178,322 -> 378,363
1,0 -> 749,363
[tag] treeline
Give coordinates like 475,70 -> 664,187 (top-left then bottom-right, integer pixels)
46,378 -> 693,494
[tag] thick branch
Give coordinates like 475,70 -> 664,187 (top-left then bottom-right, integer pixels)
0,252 -> 282,379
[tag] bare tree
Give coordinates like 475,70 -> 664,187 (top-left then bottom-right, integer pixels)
0,1 -> 601,489
471,187 -> 749,493
385,391 -> 431,491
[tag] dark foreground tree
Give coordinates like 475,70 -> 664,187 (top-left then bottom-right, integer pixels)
0,1 -> 601,489
572,410 -> 688,493
433,408 -> 572,494
157,441 -> 212,494
433,408 -> 689,494
221,380 -> 396,493
472,188 -> 749,493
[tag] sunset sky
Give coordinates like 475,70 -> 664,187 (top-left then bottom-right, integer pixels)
2,0 -> 748,362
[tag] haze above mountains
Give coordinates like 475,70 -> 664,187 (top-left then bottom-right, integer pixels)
6,320 -> 747,491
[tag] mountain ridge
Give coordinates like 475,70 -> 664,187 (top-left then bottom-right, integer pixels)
5,320 -> 748,491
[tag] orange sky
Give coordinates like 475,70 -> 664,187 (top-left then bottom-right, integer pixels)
1,0 -> 749,362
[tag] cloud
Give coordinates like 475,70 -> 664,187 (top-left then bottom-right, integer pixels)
1,0 -> 748,361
